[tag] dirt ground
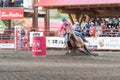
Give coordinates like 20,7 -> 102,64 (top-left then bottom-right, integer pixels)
0,50 -> 120,80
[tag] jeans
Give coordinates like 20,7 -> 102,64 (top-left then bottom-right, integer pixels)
64,33 -> 72,49
64,33 -> 70,42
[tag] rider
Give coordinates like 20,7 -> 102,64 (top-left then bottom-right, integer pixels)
72,22 -> 88,42
59,18 -> 72,50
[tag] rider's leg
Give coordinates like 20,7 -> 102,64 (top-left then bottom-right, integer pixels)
67,42 -> 72,49
65,33 -> 72,49
65,33 -> 72,53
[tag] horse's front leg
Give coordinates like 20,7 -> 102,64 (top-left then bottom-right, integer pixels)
77,47 -> 91,56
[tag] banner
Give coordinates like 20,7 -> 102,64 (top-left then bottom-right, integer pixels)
97,37 -> 120,50
0,9 -> 24,19
46,37 -> 120,50
0,43 -> 14,48
85,37 -> 98,49
30,32 -> 44,47
46,37 -> 66,48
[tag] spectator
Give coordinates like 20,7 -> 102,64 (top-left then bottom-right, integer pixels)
96,18 -> 102,26
14,0 -> 23,7
117,32 -> 120,37
86,21 -> 91,29
21,27 -> 25,36
82,27 -> 87,37
0,0 -> 3,7
116,28 -> 120,37
89,22 -> 96,37
101,19 -> 107,34
10,33 -> 14,40
81,20 -> 87,29
20,27 -> 25,48
113,18 -> 119,29
10,0 -> 15,7
107,18 -> 114,29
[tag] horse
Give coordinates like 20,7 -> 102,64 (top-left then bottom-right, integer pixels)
65,29 -> 95,56
61,23 -> 97,56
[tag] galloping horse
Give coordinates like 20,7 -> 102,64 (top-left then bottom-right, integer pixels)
68,30 -> 92,55
64,23 -> 94,56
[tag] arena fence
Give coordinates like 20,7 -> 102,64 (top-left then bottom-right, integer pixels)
0,27 -> 120,50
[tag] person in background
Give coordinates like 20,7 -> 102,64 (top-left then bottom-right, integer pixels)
101,19 -> 107,34
86,19 -> 92,29
82,27 -> 87,37
21,27 -> 25,48
21,27 -> 25,37
10,33 -> 14,40
0,0 -> 3,7
107,18 -> 114,29
72,22 -> 88,42
10,0 -> 15,7
59,18 -> 72,51
89,22 -> 96,37
113,18 -> 119,29
117,28 -> 120,37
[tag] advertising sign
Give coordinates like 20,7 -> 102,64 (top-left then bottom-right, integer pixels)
97,37 -> 120,50
32,36 -> 46,57
45,37 -> 120,50
46,37 -> 66,48
86,37 -> 98,49
0,9 -> 24,19
0,43 -> 14,48
30,32 -> 43,47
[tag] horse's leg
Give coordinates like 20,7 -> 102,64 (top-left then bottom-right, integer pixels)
77,47 -> 91,56
84,45 -> 99,56
84,45 -> 92,55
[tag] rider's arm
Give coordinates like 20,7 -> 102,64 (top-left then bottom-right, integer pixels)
59,25 -> 63,33
59,25 -> 65,37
